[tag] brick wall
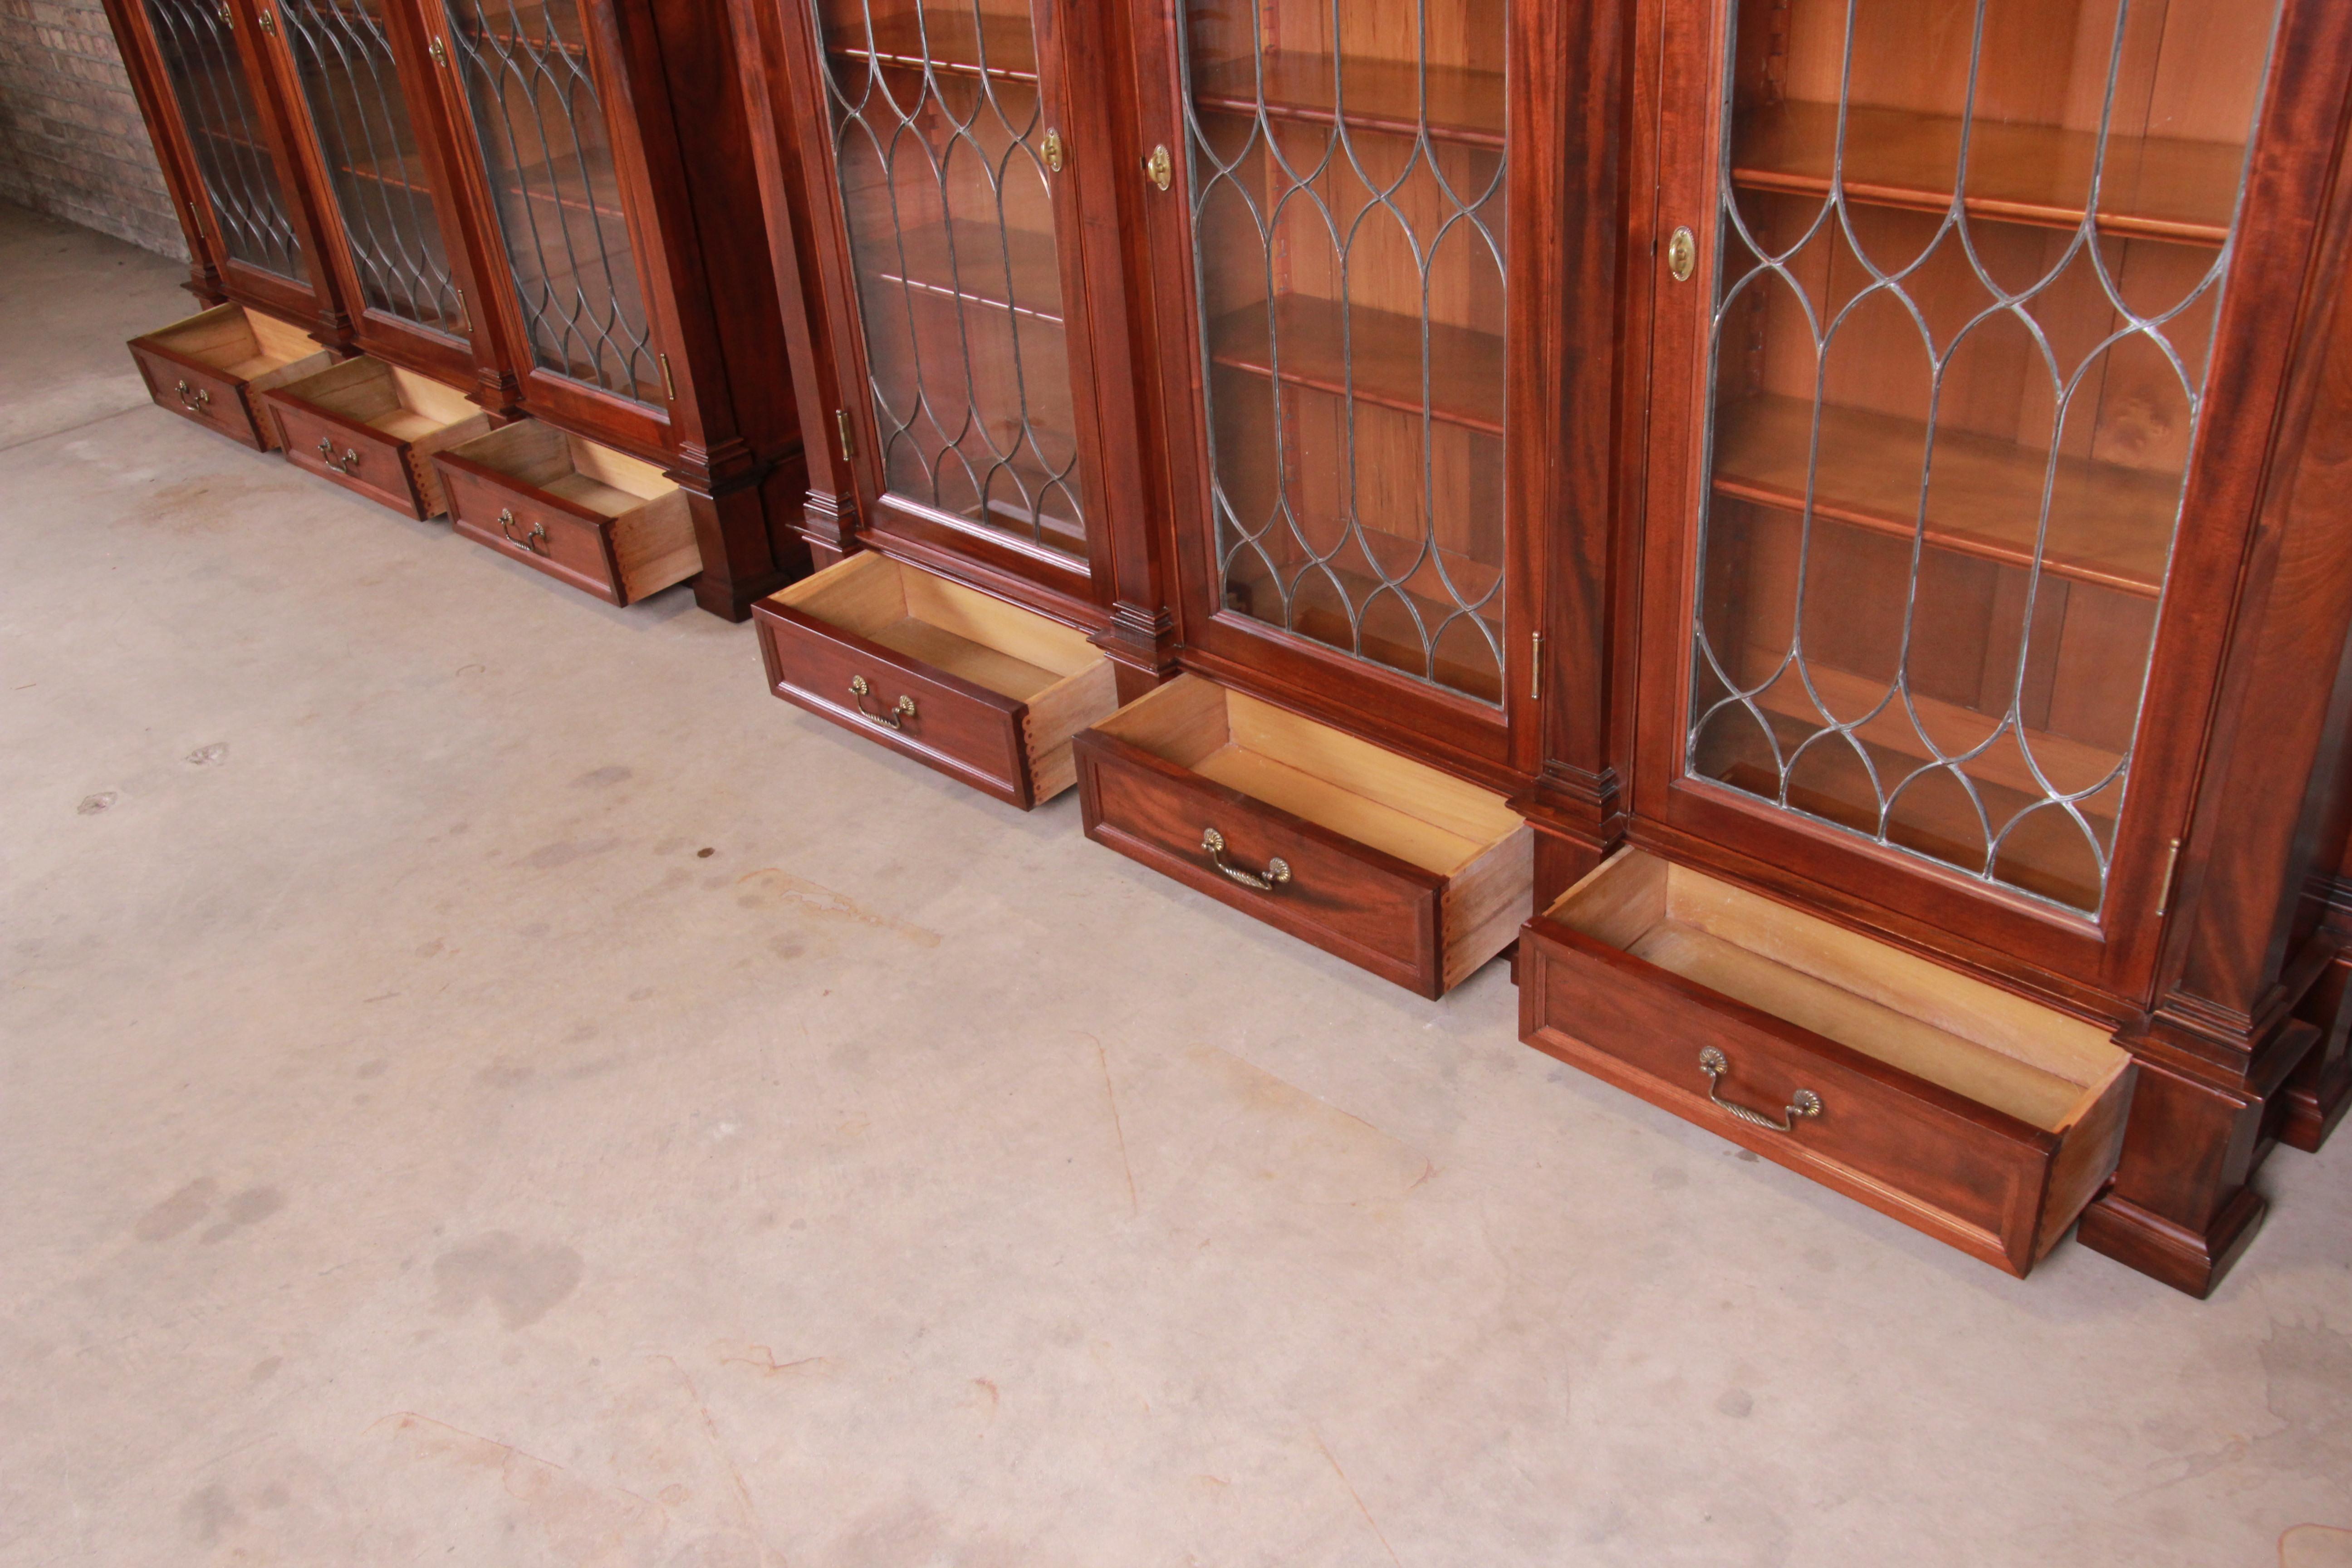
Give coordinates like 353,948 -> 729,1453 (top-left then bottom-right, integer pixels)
0,0 -> 188,259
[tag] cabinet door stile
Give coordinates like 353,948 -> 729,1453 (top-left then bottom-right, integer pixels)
1137,0 -> 1529,786
783,0 -> 1140,626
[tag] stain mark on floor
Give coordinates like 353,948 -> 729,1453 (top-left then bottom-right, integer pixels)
199,1186 -> 285,1243
134,1176 -> 217,1241
733,867 -> 941,948
431,1233 -> 584,1329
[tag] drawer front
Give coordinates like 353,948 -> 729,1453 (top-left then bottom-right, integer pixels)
441,466 -> 623,604
129,343 -> 263,448
1075,732 -> 1442,994
754,601 -> 1033,805
268,397 -> 423,517
1518,917 -> 2080,1274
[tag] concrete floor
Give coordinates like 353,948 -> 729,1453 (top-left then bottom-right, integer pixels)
0,202 -> 2348,1567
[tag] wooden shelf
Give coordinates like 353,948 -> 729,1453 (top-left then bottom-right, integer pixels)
1711,395 -> 2178,598
1208,294 -> 1505,435
1740,659 -> 2124,810
337,155 -> 431,199
1190,50 -> 1504,151
500,151 -> 626,222
866,220 -> 1063,326
1732,101 -> 2245,246
826,9 -> 1037,85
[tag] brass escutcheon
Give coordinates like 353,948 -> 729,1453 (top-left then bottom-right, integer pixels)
1201,828 -> 1289,893
849,674 -> 916,730
1667,225 -> 1696,283
1697,1046 -> 1821,1134
1043,128 -> 1065,172
1146,144 -> 1171,191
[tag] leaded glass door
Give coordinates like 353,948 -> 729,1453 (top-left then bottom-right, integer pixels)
270,0 -> 474,366
436,0 -> 664,411
1147,0 -> 1534,773
804,0 -> 1107,583
140,0 -> 312,291
1639,0 -> 2286,979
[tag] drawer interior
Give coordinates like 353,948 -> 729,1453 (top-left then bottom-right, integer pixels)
147,303 -> 321,381
782,551 -> 1101,701
1549,850 -> 2128,1132
285,356 -> 482,441
446,419 -> 677,517
1094,675 -> 1525,875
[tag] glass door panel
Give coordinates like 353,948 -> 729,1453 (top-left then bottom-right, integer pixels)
143,0 -> 308,280
446,0 -> 660,403
812,0 -> 1087,560
279,0 -> 464,332
1179,0 -> 1509,706
1689,0 -> 2280,914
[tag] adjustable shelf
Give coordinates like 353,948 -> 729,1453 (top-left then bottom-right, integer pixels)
1711,395 -> 2178,598
825,9 -> 1039,84
1189,50 -> 1505,151
867,220 -> 1064,326
1208,294 -> 1505,436
1732,101 -> 2245,246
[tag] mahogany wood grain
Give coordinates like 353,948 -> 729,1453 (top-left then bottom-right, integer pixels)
1520,848 -> 2135,1274
756,600 -> 1039,806
1078,725 -> 1448,995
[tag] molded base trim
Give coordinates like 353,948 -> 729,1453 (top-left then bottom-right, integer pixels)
2076,1185 -> 2268,1299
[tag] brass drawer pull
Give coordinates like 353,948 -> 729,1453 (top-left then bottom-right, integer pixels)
1698,1047 -> 1822,1133
173,378 -> 211,411
1202,828 -> 1288,892
315,436 -> 361,475
849,674 -> 916,730
498,506 -> 548,556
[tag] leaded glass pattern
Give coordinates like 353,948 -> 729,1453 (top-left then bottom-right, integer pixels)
280,0 -> 463,331
447,0 -> 658,402
812,0 -> 1086,559
1180,0 -> 1509,706
143,0 -> 305,280
1687,0 -> 2281,914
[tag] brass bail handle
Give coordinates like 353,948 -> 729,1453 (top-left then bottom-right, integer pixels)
1201,828 -> 1289,893
848,674 -> 916,730
315,436 -> 361,475
498,506 -> 547,557
1697,1047 -> 1822,1134
173,378 -> 211,411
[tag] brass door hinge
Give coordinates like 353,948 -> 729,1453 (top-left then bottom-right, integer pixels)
835,408 -> 856,462
2155,837 -> 2184,917
1530,631 -> 1544,701
659,352 -> 677,401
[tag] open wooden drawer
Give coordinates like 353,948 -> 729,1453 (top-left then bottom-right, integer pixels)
434,421 -> 699,606
261,357 -> 495,519
1073,674 -> 1532,997
127,303 -> 332,451
752,551 -> 1117,808
1518,848 -> 2136,1275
